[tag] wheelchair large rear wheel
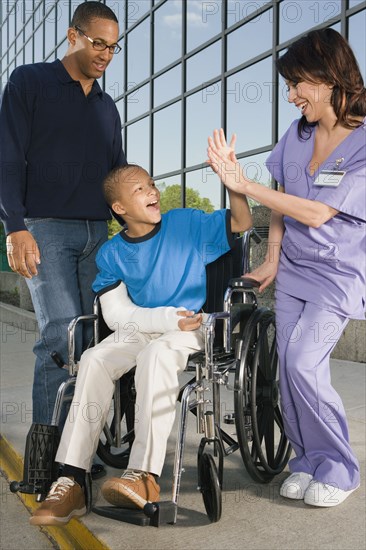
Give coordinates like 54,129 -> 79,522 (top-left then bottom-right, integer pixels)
96,372 -> 135,469
198,453 -> 222,523
234,308 -> 291,483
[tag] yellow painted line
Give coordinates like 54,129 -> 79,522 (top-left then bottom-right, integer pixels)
0,434 -> 110,550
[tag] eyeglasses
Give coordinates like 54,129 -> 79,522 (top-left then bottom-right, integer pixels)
75,26 -> 122,55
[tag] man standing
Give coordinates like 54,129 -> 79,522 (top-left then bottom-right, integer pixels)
0,2 -> 126,432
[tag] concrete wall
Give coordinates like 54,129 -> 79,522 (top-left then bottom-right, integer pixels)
0,271 -> 34,311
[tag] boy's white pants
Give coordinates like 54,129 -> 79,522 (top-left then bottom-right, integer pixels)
55,328 -> 204,476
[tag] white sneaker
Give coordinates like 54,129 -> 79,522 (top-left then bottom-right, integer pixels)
304,480 -> 359,507
280,472 -> 313,500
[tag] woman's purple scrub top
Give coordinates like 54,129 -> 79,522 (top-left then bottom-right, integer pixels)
266,117 -> 366,320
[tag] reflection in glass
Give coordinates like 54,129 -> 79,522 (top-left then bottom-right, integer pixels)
127,18 -> 150,85
127,0 -> 150,28
45,7 -> 56,58
34,24 -> 43,62
186,168 -> 221,211
349,11 -> 366,81
227,57 -> 272,154
127,116 -> 150,171
186,0 -> 221,52
227,151 -> 272,208
24,38 -> 33,64
154,65 -> 181,108
56,0 -> 69,44
227,0 -> 271,27
154,1 -> 182,73
186,41 -> 221,90
153,102 -> 181,176
186,82 -> 221,167
156,174 -> 183,212
227,10 -> 273,70
127,82 -> 150,120
280,0 -> 341,44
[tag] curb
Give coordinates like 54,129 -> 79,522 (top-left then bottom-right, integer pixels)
0,434 -> 109,550
0,301 -> 38,333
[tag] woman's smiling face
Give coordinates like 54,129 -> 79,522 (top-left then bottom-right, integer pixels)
286,79 -> 334,123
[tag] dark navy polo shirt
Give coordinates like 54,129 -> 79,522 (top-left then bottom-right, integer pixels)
0,59 -> 126,234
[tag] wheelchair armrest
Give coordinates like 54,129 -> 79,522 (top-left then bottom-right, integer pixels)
229,277 -> 260,289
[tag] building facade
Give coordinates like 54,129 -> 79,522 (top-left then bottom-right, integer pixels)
1,0 -> 365,209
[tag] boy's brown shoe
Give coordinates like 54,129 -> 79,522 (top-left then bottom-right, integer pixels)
101,470 -> 160,509
30,477 -> 86,526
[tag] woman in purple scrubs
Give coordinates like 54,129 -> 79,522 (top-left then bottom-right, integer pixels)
207,28 -> 365,507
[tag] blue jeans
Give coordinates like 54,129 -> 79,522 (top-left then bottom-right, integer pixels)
24,218 -> 108,425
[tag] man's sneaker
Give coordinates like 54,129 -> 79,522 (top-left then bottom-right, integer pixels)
101,470 -> 160,509
30,477 -> 86,526
280,472 -> 313,500
304,480 -> 360,507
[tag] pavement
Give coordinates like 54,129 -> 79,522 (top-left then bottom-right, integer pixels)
0,304 -> 365,550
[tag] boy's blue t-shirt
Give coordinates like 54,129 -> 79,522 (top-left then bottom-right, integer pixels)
93,208 -> 233,312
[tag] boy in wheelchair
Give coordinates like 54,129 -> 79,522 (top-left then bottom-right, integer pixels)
30,159 -> 252,526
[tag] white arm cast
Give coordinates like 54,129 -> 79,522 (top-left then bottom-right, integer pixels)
99,282 -> 186,334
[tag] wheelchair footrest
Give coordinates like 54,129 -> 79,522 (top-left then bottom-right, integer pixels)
92,501 -> 177,527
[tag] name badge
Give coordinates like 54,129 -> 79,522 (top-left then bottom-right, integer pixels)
314,170 -> 346,187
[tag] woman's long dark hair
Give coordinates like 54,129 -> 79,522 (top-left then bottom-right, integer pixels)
276,28 -> 366,139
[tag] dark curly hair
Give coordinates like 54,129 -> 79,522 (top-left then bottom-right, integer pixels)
276,28 -> 366,139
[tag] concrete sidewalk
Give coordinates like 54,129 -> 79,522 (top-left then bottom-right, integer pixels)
0,308 -> 365,550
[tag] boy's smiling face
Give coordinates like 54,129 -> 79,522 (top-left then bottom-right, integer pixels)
112,166 -> 161,237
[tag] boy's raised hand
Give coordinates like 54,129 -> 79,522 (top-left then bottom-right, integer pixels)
177,311 -> 203,331
207,128 -> 245,194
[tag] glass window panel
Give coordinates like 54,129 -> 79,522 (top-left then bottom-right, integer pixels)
186,82 -> 221,167
24,1 -> 35,23
24,38 -> 33,64
16,0 -> 24,35
127,18 -> 150,86
349,0 -> 364,6
186,168 -> 221,211
227,0 -> 271,27
16,50 -> 24,68
1,22 -> 8,57
153,102 -> 181,176
126,116 -> 150,170
154,1 -> 182,73
186,41 -> 220,91
156,174 -> 183,213
8,5 -> 16,42
227,57 -> 272,154
225,151 -> 272,207
154,65 -> 181,108
278,76 -> 299,139
349,11 -> 366,81
34,22 -> 44,61
186,0 -> 222,52
56,41 -> 68,61
127,82 -> 150,120
105,38 -> 124,101
227,9 -> 273,70
105,0 -> 126,31
24,17 -> 33,42
45,6 -> 56,58
8,42 -> 16,64
280,0 -> 341,44
127,0 -> 150,28
115,98 -> 124,125
57,0 -> 70,45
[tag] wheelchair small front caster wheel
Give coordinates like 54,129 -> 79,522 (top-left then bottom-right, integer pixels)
198,453 -> 222,523
9,481 -> 20,493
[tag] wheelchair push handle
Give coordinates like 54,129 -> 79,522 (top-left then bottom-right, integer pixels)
229,277 -> 260,289
51,351 -> 67,370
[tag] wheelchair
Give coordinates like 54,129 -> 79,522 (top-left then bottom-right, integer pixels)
10,227 -> 291,526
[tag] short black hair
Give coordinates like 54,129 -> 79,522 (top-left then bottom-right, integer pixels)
71,1 -> 118,28
103,164 -> 144,206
